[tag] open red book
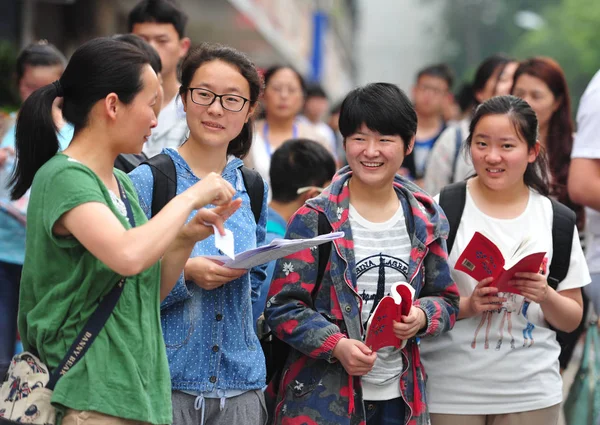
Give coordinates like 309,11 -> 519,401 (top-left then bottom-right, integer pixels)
454,231 -> 546,295
364,282 -> 415,352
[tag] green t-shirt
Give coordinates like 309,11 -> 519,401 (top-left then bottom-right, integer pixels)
18,154 -> 172,424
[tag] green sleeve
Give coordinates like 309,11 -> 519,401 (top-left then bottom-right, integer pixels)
41,163 -> 108,248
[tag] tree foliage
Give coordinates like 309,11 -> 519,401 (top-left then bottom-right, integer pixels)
440,0 -> 600,109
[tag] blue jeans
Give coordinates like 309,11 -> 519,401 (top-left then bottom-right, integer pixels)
364,397 -> 406,425
0,260 -> 21,378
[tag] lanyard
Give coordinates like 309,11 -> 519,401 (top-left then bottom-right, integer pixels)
263,122 -> 298,157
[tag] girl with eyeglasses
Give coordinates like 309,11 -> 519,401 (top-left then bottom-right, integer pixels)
245,65 -> 332,186
129,43 -> 269,425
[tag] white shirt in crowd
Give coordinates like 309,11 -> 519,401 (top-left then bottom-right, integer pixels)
420,187 -> 590,415
423,118 -> 473,196
349,203 -> 412,401
142,95 -> 188,158
571,69 -> 600,274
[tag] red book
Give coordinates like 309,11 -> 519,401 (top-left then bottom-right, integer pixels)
454,231 -> 546,295
364,282 -> 415,352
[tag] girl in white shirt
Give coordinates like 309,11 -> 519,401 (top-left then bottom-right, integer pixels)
420,95 -> 590,425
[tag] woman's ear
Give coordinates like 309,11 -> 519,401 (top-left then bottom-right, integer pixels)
104,93 -> 119,121
528,141 -> 541,163
405,136 -> 416,156
246,102 -> 258,123
180,92 -> 188,112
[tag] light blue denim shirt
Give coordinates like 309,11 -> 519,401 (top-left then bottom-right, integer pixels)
128,148 -> 268,393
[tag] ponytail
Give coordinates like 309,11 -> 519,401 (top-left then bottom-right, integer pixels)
10,83 -> 62,200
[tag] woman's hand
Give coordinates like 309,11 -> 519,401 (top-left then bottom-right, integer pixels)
393,305 -> 427,340
179,199 -> 242,243
183,172 -> 237,209
466,277 -> 506,316
184,256 -> 247,290
509,272 -> 551,304
332,338 -> 377,376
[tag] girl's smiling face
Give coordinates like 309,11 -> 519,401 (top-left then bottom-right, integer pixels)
183,59 -> 255,149
470,113 -> 540,192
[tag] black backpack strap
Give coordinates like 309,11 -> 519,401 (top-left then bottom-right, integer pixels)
240,166 -> 265,224
548,199 -> 576,290
316,212 -> 333,288
142,154 -> 177,217
451,126 -> 463,182
438,181 -> 467,254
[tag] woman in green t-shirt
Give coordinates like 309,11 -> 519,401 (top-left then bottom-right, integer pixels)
9,37 -> 240,425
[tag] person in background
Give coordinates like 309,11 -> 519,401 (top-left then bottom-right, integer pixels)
129,0 -> 190,158
129,43 -> 269,425
569,69 -> 600,320
424,54 -> 516,195
301,83 -> 338,156
512,57 -> 588,371
0,41 -> 70,378
252,137 -> 336,326
420,96 -> 589,425
401,63 -> 454,185
512,58 -> 583,229
112,33 -> 164,172
245,65 -> 330,185
265,82 -> 459,425
11,36 -> 239,425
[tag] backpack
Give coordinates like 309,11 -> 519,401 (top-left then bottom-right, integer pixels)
439,181 -> 586,367
142,153 -> 264,222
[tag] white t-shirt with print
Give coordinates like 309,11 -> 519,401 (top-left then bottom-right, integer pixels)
419,188 -> 590,415
571,70 -> 600,273
349,203 -> 412,401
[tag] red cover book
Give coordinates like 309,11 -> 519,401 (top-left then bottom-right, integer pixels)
364,282 -> 415,352
454,231 -> 546,295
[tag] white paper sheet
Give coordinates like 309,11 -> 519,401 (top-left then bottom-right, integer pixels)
203,231 -> 344,269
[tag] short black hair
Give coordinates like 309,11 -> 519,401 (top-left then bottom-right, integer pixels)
339,83 -> 417,153
113,34 -> 162,74
306,83 -> 328,99
416,63 -> 454,90
128,0 -> 188,39
16,41 -> 66,84
270,138 -> 336,203
472,53 -> 512,99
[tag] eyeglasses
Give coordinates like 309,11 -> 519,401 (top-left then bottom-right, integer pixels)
296,186 -> 324,195
188,87 -> 252,112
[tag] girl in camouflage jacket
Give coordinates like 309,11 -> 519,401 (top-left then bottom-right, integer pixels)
265,83 -> 460,425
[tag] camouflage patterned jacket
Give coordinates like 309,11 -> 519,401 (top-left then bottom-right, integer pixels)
264,167 -> 460,425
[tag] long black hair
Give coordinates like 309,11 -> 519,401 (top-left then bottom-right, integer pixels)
10,37 -> 150,199
178,43 -> 262,159
465,95 -> 550,196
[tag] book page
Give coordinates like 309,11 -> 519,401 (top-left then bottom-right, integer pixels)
505,234 -> 539,268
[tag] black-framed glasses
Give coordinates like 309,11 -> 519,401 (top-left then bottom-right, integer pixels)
188,87 -> 251,112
